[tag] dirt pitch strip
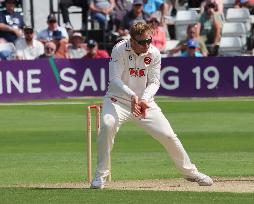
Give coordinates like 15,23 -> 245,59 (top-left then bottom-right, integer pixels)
1,177 -> 254,193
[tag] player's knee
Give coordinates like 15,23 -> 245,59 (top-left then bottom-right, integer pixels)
102,114 -> 116,130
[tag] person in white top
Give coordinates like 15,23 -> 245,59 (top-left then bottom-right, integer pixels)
67,32 -> 87,59
91,22 -> 213,189
37,14 -> 69,44
15,26 -> 44,60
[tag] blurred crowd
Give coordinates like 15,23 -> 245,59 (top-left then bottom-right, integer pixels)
0,0 -> 110,60
0,0 -> 253,60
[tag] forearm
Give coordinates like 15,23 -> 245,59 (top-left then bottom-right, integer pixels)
0,23 -> 14,32
141,82 -> 160,102
109,78 -> 136,98
213,21 -> 221,44
89,3 -> 102,12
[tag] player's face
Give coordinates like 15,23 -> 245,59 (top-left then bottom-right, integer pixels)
131,31 -> 152,55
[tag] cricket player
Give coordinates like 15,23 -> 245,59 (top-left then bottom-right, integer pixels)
91,22 -> 213,189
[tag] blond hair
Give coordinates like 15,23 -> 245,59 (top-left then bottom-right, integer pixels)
129,22 -> 153,39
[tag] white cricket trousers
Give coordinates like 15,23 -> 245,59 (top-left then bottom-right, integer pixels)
95,97 -> 198,178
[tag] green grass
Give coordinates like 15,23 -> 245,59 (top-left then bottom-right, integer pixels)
1,189 -> 254,204
0,97 -> 254,203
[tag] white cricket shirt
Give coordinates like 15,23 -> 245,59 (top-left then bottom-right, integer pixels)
15,38 -> 44,60
106,39 -> 161,103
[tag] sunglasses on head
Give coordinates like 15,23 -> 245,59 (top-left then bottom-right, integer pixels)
133,37 -> 152,46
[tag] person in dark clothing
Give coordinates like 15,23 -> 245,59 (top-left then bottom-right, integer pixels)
112,0 -> 132,30
0,0 -> 24,43
122,0 -> 149,30
59,0 -> 90,29
39,41 -> 56,58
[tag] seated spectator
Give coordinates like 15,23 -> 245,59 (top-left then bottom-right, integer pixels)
197,0 -> 223,55
15,26 -> 44,60
83,39 -> 109,58
39,41 -> 56,58
143,0 -> 169,25
59,0 -> 90,30
67,32 -> 87,58
170,24 -> 208,56
181,39 -> 203,57
200,0 -> 224,15
0,0 -> 24,43
112,0 -> 149,41
89,0 -> 115,29
121,0 -> 150,30
148,14 -> 166,52
0,37 -> 15,60
37,14 -> 69,43
52,30 -> 69,58
112,0 -> 132,30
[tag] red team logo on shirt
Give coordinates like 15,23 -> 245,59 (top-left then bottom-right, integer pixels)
129,68 -> 146,77
144,57 -> 152,65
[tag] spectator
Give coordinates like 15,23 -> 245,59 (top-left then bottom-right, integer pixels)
143,0 -> 169,25
197,0 -> 223,55
181,39 -> 203,57
0,37 -> 15,60
200,0 -> 224,14
121,0 -> 150,31
112,0 -> 133,30
83,39 -> 109,58
52,30 -> 69,59
0,0 -> 24,43
37,14 -> 69,43
114,0 -> 150,41
67,32 -> 87,58
59,0 -> 90,30
39,41 -> 56,58
170,24 -> 208,56
15,26 -> 44,60
89,0 -> 115,29
148,14 -> 166,52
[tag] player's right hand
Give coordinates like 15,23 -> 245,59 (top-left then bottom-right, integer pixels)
138,100 -> 150,119
131,95 -> 142,117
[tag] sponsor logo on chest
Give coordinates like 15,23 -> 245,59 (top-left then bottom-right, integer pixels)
129,68 -> 146,77
127,55 -> 152,78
